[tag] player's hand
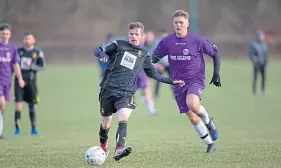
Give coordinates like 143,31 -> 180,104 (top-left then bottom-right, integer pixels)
209,75 -> 221,87
25,60 -> 31,66
99,56 -> 108,63
18,79 -> 25,88
173,80 -> 185,87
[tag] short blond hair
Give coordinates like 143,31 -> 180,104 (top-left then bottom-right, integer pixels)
128,22 -> 144,31
172,10 -> 189,19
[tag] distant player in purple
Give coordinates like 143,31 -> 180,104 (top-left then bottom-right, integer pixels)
152,10 -> 221,154
0,23 -> 25,139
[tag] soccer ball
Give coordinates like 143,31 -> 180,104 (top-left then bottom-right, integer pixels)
85,146 -> 106,166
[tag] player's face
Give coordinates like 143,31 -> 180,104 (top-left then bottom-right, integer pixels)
173,16 -> 189,36
128,28 -> 143,46
0,29 -> 11,44
259,33 -> 266,42
23,35 -> 36,47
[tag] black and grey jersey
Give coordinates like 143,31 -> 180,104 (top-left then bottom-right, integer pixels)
18,47 -> 45,80
96,40 -> 173,95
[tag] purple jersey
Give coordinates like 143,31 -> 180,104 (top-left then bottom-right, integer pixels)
154,32 -> 218,96
0,42 -> 19,84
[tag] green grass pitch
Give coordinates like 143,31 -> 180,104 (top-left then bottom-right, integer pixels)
0,60 -> 281,168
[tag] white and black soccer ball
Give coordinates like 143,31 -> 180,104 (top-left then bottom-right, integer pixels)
85,146 -> 106,166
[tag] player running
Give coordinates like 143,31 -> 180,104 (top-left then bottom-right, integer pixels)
14,32 -> 45,136
152,10 -> 221,154
0,23 -> 25,139
93,22 -> 184,161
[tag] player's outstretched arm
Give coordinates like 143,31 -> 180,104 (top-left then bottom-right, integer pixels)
93,41 -> 118,62
31,48 -> 45,71
151,38 -> 168,64
143,54 -> 184,87
202,39 -> 222,87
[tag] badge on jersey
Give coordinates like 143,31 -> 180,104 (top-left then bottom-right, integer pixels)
138,50 -> 142,57
6,52 -> 11,58
120,51 -> 137,70
183,49 -> 189,55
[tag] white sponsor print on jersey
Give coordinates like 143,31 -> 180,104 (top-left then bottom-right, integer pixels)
6,52 -> 11,58
169,48 -> 191,61
120,51 -> 137,70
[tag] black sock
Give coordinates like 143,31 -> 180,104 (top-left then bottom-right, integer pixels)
116,121 -> 127,148
99,124 -> 110,144
29,103 -> 36,130
15,110 -> 21,129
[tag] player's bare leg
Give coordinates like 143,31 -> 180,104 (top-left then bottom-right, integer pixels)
114,108 -> 133,161
0,96 -> 6,139
185,94 -> 216,154
14,102 -> 23,136
99,115 -> 113,157
143,82 -> 157,115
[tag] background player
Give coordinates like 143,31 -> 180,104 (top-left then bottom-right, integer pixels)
152,10 -> 221,153
94,22 -> 184,161
249,30 -> 268,96
153,29 -> 171,99
14,32 -> 45,136
136,32 -> 157,115
0,23 -> 25,139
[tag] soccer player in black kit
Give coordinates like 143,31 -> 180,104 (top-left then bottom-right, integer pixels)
93,22 -> 185,161
14,33 -> 45,136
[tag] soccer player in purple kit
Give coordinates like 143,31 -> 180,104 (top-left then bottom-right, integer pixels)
0,23 -> 25,139
152,10 -> 221,154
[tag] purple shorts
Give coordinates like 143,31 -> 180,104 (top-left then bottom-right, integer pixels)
136,70 -> 149,90
0,83 -> 11,102
174,83 -> 203,113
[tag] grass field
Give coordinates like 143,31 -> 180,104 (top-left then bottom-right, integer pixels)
0,60 -> 281,168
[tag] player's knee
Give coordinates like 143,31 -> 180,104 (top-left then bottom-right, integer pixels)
16,102 -> 23,111
186,111 -> 201,124
188,103 -> 200,113
28,103 -> 35,112
101,116 -> 112,129
0,100 -> 6,112
186,94 -> 200,113
0,105 -> 5,112
102,122 -> 111,129
117,108 -> 132,122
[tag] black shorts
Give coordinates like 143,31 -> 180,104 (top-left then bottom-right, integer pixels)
14,78 -> 38,104
99,89 -> 136,117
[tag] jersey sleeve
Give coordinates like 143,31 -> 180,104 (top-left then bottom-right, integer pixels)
100,40 -> 118,55
31,48 -> 45,71
152,39 -> 168,63
11,47 -> 20,65
201,37 -> 218,58
94,40 -> 118,58
143,54 -> 173,85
